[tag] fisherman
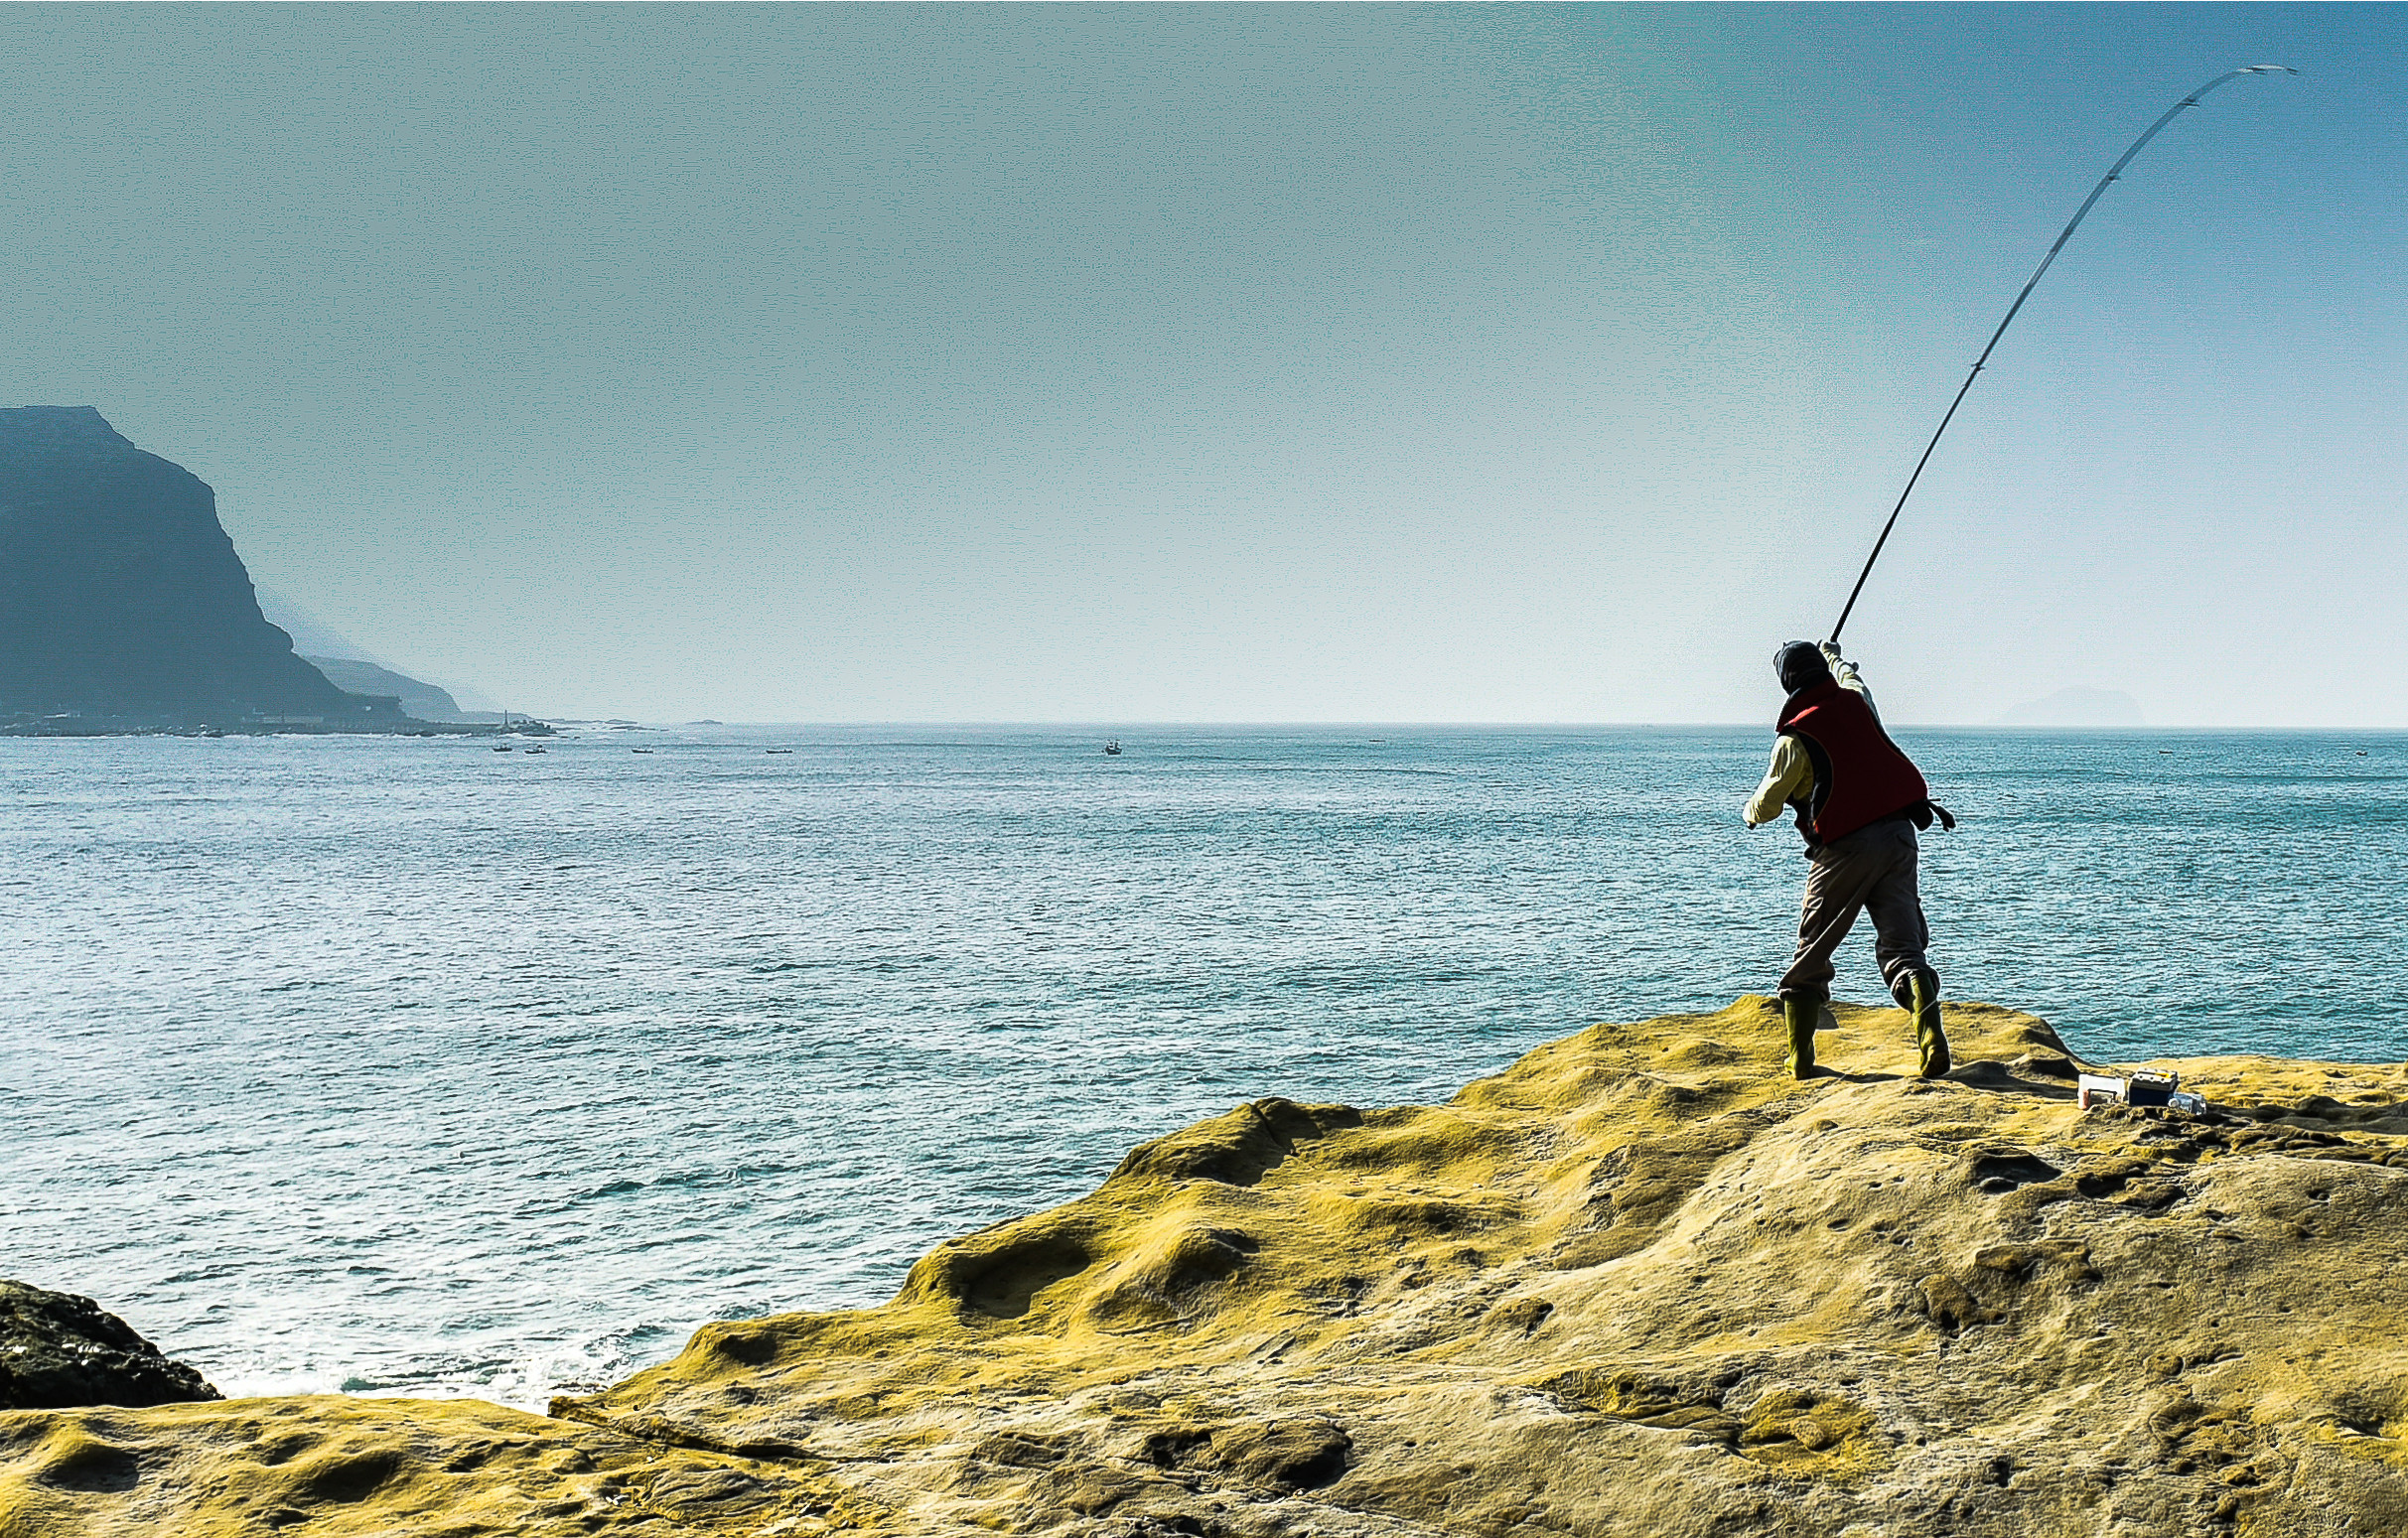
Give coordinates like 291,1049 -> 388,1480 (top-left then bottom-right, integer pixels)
1746,640 -> 1952,1080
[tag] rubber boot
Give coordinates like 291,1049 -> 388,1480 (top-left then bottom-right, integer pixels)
1782,997 -> 1818,1080
1912,971 -> 1950,1079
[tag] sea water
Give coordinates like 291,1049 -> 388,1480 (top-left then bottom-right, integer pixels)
6,725 -> 2406,1408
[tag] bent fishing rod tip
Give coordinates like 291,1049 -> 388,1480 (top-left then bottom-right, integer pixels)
1827,61 -> 2299,644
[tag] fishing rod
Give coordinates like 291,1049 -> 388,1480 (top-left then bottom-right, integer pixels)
1828,64 -> 2296,644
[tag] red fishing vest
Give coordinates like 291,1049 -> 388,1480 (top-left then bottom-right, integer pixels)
1775,680 -> 1929,846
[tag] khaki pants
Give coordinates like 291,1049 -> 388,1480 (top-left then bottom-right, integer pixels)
1777,815 -> 1933,1007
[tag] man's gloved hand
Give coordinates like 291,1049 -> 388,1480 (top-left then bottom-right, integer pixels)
1819,639 -> 1845,669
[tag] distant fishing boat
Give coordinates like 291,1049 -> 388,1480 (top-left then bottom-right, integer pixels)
631,748 -> 653,754
524,746 -> 547,755
766,749 -> 793,755
1103,739 -> 1121,756
494,745 -> 513,753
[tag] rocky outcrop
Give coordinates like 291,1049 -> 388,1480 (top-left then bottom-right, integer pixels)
0,1283 -> 219,1412
0,407 -> 403,730
9,998 -> 2408,1536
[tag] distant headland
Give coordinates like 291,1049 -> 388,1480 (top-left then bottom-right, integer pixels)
0,407 -> 539,737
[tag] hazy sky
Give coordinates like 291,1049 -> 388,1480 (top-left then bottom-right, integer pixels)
6,4 -> 2402,724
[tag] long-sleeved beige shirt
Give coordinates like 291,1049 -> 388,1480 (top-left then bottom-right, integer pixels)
1744,649 -> 1881,828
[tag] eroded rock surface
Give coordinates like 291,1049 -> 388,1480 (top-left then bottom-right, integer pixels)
12,998 -> 2408,1536
0,1396 -> 863,1537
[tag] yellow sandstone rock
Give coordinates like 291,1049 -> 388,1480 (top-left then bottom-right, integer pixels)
11,998 -> 2408,1535
0,1392 -> 863,1537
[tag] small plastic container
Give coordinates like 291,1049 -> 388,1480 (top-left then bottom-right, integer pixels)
2077,1072 -> 2125,1110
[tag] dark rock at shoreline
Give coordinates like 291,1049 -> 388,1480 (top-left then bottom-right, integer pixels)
0,1280 -> 222,1411
0,406 -> 406,731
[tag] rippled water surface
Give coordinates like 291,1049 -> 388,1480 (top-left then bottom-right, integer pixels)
6,725 -> 2406,1405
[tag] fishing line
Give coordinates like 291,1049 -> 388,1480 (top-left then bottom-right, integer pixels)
1828,65 -> 2296,644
